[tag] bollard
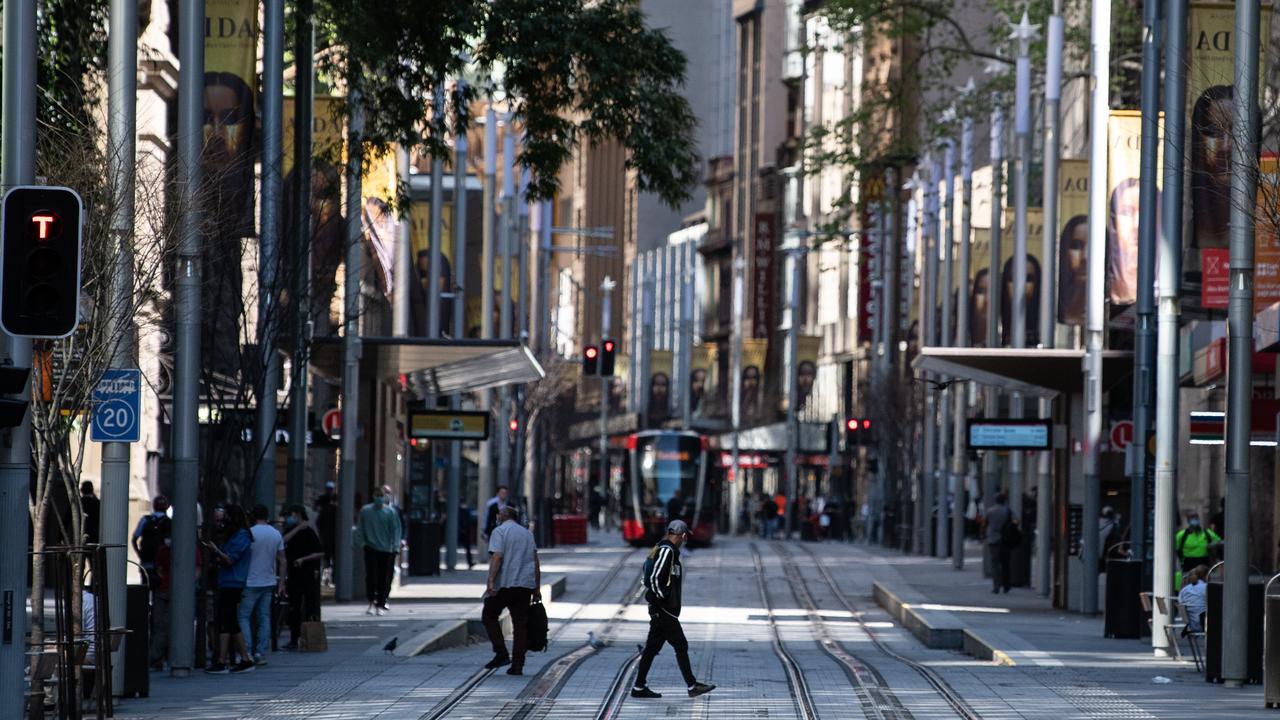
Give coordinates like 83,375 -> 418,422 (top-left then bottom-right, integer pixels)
1265,574 -> 1280,706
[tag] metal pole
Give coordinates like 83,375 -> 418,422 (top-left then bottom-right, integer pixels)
983,103 -> 1005,509
254,0 -> 286,511
103,0 -> 137,693
498,120 -> 515,496
0,0 -> 34,707
599,277 -> 614,530
518,170 -> 530,343
680,252 -> 694,429
730,257 -> 745,535
285,0 -> 314,510
167,0 -> 203,676
478,109 -> 496,540
446,129 -> 468,571
1129,0 -> 1161,573
1038,10 -> 1064,597
919,169 -> 937,556
537,202 -> 552,355
938,140 -> 955,558
1222,0 -> 1260,686
1083,0 -> 1112,615
1154,0 -> 1188,656
952,109 -> 974,571
392,145 -> 412,337
784,238 -> 802,540
427,86 -> 445,341
1009,15 -> 1037,525
336,84 -> 364,603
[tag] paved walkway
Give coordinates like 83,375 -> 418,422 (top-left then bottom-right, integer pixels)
108,534 -> 1271,719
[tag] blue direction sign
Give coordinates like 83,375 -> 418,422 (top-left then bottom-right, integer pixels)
91,369 -> 141,443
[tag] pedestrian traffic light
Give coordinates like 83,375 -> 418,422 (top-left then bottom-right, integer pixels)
583,344 -> 599,375
600,338 -> 616,376
508,418 -> 519,434
1,186 -> 84,338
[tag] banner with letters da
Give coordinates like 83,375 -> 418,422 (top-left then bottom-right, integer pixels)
1057,159 -> 1090,325
204,0 -> 259,238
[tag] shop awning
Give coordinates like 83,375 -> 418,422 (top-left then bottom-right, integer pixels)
309,337 -> 545,395
913,347 -> 1133,398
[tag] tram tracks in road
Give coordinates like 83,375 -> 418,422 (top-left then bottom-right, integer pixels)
418,547 -> 641,720
749,541 -> 820,720
786,542 -> 983,720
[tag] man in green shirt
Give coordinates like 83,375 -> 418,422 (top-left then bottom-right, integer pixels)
1175,512 -> 1222,573
357,494 -> 402,616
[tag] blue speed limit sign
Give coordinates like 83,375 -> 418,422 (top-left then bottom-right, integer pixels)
91,369 -> 141,443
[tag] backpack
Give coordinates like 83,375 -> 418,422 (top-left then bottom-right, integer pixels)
138,514 -> 171,564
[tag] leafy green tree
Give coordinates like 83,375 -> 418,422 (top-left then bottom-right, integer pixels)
315,0 -> 700,206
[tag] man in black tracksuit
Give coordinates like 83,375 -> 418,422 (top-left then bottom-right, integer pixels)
631,520 -> 716,699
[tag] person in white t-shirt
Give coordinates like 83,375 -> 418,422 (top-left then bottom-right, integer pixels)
238,504 -> 285,665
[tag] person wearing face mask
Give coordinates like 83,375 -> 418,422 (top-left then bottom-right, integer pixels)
281,505 -> 324,650
1175,512 -> 1222,573
357,491 -> 402,616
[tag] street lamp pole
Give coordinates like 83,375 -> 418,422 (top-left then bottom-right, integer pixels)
729,257 -> 746,535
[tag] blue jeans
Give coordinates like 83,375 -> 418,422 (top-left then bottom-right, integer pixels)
238,585 -> 274,657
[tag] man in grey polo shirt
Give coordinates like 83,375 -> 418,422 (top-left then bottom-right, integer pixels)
481,506 -> 541,675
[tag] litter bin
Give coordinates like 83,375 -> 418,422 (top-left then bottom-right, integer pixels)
1265,574 -> 1280,706
408,520 -> 442,576
1104,559 -> 1144,639
1205,565 -> 1265,684
121,583 -> 150,698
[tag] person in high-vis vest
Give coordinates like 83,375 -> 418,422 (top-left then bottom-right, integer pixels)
1175,512 -> 1222,573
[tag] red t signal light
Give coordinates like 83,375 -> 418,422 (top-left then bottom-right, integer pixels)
844,417 -> 872,447
2,187 -> 83,338
508,418 -> 519,433
583,344 -> 600,375
600,338 -> 616,376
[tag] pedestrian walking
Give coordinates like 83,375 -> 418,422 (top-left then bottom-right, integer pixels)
357,492 -> 402,615
132,495 -> 171,588
758,494 -> 777,540
80,481 -> 100,545
281,505 -> 324,650
1175,512 -> 1222,573
483,485 -> 511,541
203,505 -> 255,674
239,505 -> 285,666
984,493 -> 1013,594
481,506 -> 540,675
630,520 -> 715,699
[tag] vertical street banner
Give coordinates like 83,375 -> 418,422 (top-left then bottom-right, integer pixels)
282,95 -> 346,333
1203,155 -> 1280,310
1057,158 -> 1090,325
1187,1 -> 1271,301
689,344 -> 717,418
362,151 -> 398,300
204,0 -> 259,238
999,208 -> 1045,346
647,349 -> 674,424
796,336 -> 821,413
1106,110 -> 1162,307
967,210 -> 1044,346
752,213 -> 777,339
739,339 -> 768,425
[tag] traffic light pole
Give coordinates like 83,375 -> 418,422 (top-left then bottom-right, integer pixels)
952,101 -> 974,572
0,0 -> 35,708
446,130 -> 468,571
1038,9 -> 1063,597
729,257 -> 745,535
103,0 -> 138,693
478,109 -> 496,550
598,277 -> 614,531
168,0 -> 204,676
285,0 -> 314,511
336,85 -> 364,603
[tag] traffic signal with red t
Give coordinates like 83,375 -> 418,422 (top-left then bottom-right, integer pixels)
1,186 -> 83,338
583,344 -> 600,375
600,338 -> 616,376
